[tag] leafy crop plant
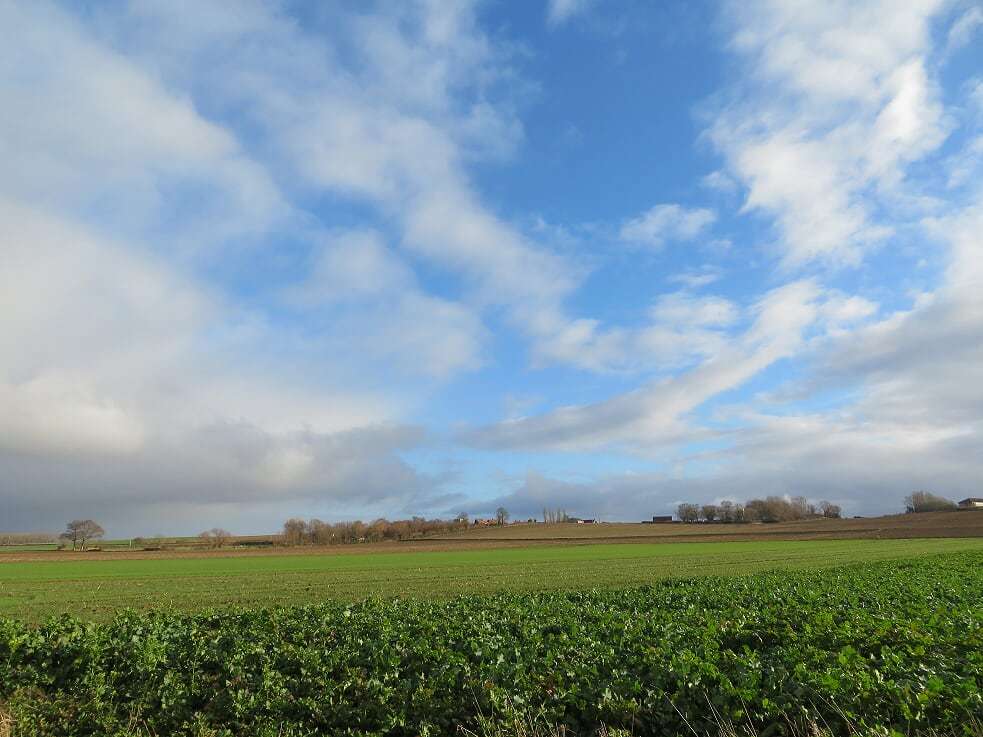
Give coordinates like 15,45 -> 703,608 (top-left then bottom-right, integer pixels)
1,552 -> 981,736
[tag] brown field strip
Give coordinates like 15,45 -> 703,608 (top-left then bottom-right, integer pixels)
1,510 -> 980,564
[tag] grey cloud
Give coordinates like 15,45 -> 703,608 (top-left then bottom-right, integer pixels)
0,421 -> 444,536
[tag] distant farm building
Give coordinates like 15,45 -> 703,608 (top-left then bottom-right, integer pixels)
642,515 -> 673,524
958,498 -> 983,509
577,519 -> 596,524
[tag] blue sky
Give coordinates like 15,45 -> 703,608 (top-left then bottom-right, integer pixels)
1,0 -> 982,534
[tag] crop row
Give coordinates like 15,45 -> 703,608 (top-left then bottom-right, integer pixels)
2,552 -> 982,736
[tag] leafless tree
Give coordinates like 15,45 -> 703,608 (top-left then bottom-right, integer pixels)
281,516 -> 474,546
905,491 -> 956,513
541,507 -> 571,524
677,503 -> 700,523
495,507 -> 510,526
308,519 -> 332,545
718,500 -> 746,523
819,501 -> 842,519
60,520 -> 104,551
0,532 -> 57,545
789,496 -> 811,519
282,518 -> 308,546
700,504 -> 718,523
199,528 -> 232,548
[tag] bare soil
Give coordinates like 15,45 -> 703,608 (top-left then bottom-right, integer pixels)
1,510 -> 979,563
441,509 -> 983,542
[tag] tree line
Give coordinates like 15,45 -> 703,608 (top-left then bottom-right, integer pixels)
0,532 -> 58,546
904,491 -> 956,513
541,508 -> 572,523
281,516 -> 470,546
676,496 -> 842,524
29,490 -> 962,554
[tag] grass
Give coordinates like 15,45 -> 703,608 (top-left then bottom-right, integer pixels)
3,537 -> 982,623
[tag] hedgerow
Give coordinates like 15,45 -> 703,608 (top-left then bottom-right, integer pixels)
2,552 -> 981,736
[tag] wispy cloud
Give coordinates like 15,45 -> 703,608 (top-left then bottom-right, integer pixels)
620,204 -> 717,249
2,0 -> 980,533
546,0 -> 593,28
709,0 -> 952,268
462,281 -> 824,453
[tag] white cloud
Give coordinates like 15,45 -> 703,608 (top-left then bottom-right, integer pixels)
710,0 -> 952,268
524,288 -> 744,375
284,229 -> 485,377
0,181 -> 434,532
482,194 -> 983,519
947,6 -> 983,52
103,0 -> 661,378
668,266 -> 723,288
290,230 -> 415,304
463,281 -> 822,452
3,0 -> 980,533
0,1 -> 286,253
650,292 -> 738,328
701,170 -> 739,194
0,0 -> 598,531
970,78 -> 983,117
546,0 -> 593,28
619,204 -> 717,249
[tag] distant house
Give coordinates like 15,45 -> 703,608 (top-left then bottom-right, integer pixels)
577,519 -> 596,524
958,497 -> 983,509
642,515 -> 673,524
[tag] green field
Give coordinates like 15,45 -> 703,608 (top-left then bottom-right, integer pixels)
3,551 -> 981,736
4,537 -> 982,623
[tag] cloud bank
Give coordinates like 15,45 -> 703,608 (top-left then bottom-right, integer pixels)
1,0 -> 980,532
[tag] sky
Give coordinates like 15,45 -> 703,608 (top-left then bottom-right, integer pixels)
1,0 -> 982,535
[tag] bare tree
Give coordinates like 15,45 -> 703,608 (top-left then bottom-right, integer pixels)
1,532 -> 58,546
60,520 -> 105,551
308,519 -> 331,545
677,503 -> 700,523
744,498 -> 772,522
700,504 -> 718,523
199,528 -> 232,548
819,501 -> 842,519
905,491 -> 956,513
542,507 -> 568,524
495,507 -> 510,526
789,496 -> 811,520
718,500 -> 746,523
745,496 -> 818,522
280,514 -> 524,546
282,518 -> 308,546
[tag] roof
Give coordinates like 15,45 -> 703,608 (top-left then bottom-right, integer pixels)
958,497 -> 983,503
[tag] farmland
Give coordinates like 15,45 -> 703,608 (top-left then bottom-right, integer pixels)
4,530 -> 982,734
444,509 -> 983,542
2,537 -> 982,623
2,550 -> 981,736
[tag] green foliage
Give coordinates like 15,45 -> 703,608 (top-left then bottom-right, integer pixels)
4,538 -> 982,624
2,553 -> 981,736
